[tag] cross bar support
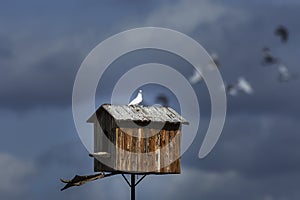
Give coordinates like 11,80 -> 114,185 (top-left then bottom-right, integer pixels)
121,173 -> 147,200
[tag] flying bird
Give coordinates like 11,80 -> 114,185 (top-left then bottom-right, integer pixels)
211,52 -> 220,68
189,70 -> 203,84
128,90 -> 143,106
155,93 -> 169,107
237,77 -> 254,94
262,47 -> 278,65
277,64 -> 297,82
189,69 -> 203,84
226,77 -> 253,96
189,51 -> 220,84
275,25 -> 289,43
226,84 -> 238,96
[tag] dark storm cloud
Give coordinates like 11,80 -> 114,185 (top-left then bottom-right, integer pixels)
0,1 -> 300,200
177,113 -> 300,200
0,48 -> 81,110
183,114 -> 300,177
1,0 -> 299,117
186,1 -> 300,117
0,35 -> 13,59
36,140 -> 90,169
0,0 -> 163,112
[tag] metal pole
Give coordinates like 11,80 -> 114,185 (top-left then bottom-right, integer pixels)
131,174 -> 135,200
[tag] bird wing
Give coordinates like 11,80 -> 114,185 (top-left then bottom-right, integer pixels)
275,26 -> 288,42
155,94 -> 169,107
278,64 -> 291,82
128,93 -> 142,105
211,52 -> 220,67
189,70 -> 202,84
226,84 -> 238,96
237,77 -> 253,94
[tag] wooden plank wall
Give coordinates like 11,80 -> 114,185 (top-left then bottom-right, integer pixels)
94,110 -> 116,172
93,108 -> 181,174
115,127 -> 181,174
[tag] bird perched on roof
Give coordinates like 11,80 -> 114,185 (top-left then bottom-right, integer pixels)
275,25 -> 289,43
262,47 -> 279,65
226,77 -> 253,96
128,90 -> 143,106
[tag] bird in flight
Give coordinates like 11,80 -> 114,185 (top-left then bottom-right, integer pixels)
189,69 -> 203,84
206,52 -> 221,71
211,52 -> 220,68
189,51 -> 221,85
275,25 -> 289,43
237,77 -> 254,94
277,64 -> 297,82
226,77 -> 253,96
262,47 -> 278,65
155,93 -> 169,107
226,84 -> 238,96
128,90 -> 143,106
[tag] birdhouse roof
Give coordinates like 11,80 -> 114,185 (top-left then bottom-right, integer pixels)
87,104 -> 189,125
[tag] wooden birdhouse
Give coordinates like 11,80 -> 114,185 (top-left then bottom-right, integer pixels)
87,104 -> 189,174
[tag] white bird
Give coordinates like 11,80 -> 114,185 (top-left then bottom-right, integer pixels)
128,90 -> 143,106
237,77 -> 253,94
277,64 -> 297,82
226,77 -> 253,96
206,52 -> 220,71
226,84 -> 238,96
211,52 -> 220,68
189,69 -> 203,84
278,64 -> 290,82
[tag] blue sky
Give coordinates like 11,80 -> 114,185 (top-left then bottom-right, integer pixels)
0,0 -> 300,200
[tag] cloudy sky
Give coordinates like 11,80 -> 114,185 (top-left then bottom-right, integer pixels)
1,0 -> 300,200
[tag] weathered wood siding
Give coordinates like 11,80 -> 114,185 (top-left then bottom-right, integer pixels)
92,105 -> 184,174
94,109 -> 116,172
114,127 -> 181,174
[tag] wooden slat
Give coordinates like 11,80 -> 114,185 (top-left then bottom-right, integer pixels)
94,113 -> 182,173
115,128 -> 120,170
149,129 -> 156,172
143,128 -> 149,172
175,130 -> 181,173
125,128 -> 132,172
169,129 -> 175,172
131,128 -> 137,172
138,128 -> 143,172
160,129 -> 165,173
155,130 -> 161,172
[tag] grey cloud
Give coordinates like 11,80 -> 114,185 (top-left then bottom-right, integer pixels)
183,114 -> 300,180
0,35 -> 13,59
0,1 -> 300,200
0,153 -> 36,199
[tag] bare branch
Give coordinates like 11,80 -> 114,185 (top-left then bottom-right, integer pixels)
60,173 -> 116,191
